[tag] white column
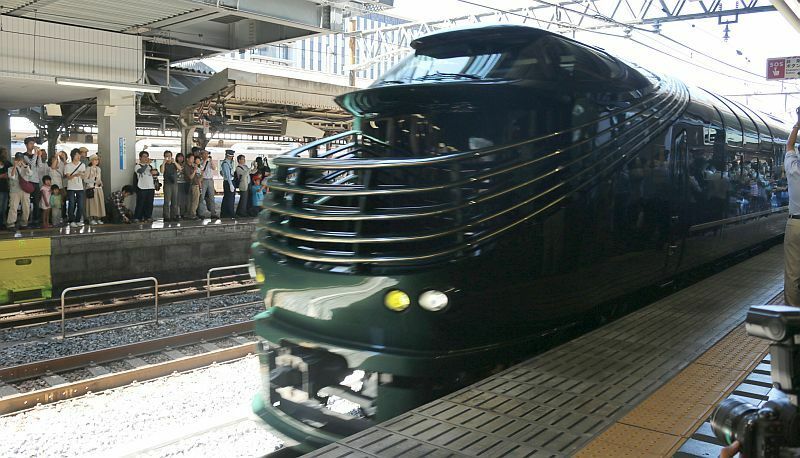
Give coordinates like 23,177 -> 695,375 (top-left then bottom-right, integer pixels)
96,90 -> 137,192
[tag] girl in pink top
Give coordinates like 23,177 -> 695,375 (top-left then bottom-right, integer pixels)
40,175 -> 52,228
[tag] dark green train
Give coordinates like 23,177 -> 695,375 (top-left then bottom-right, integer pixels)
249,24 -> 790,451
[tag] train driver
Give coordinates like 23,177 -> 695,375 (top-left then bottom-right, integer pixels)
784,107 -> 800,306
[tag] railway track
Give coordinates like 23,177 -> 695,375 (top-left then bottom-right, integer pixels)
0,273 -> 259,328
0,320 -> 298,457
0,321 -> 256,414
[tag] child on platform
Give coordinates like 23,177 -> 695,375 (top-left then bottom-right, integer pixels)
248,173 -> 267,217
40,175 -> 52,228
50,185 -> 63,227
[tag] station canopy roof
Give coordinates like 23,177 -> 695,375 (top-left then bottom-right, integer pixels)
149,62 -> 353,135
0,0 -> 369,61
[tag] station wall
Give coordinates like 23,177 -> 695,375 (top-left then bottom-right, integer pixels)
0,15 -> 142,84
49,222 -> 257,291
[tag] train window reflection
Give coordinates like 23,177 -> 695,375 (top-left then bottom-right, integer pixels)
373,35 -> 625,85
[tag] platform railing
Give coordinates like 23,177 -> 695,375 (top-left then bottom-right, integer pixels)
262,76 -> 690,266
60,277 -> 159,339
206,264 -> 251,317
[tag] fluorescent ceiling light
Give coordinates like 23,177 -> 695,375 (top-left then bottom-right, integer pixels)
55,77 -> 161,94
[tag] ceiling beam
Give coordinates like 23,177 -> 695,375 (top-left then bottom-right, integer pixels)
125,9 -> 223,33
4,0 -> 62,15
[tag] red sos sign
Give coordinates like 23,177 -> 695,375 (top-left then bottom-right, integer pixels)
768,58 -> 786,80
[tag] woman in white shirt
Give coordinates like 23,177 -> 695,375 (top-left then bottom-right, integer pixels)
85,155 -> 106,224
63,149 -> 87,228
46,156 -> 63,189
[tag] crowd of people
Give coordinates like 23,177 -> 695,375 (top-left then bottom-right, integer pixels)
0,139 -> 271,231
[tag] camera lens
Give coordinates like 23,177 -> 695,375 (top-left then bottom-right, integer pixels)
711,397 -> 758,445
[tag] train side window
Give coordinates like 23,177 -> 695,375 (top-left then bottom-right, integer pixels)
727,100 -> 759,150
719,109 -> 743,146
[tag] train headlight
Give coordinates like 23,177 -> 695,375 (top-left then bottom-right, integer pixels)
418,290 -> 448,312
384,290 -> 410,312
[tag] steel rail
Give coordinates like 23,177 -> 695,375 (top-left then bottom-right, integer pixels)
0,273 -> 251,316
0,321 -> 253,383
265,84 -> 670,212
1,277 -> 257,329
273,80 -> 665,170
262,87 -> 675,239
262,79 -> 685,246
258,79 -> 690,264
268,87 -> 671,198
0,341 -> 257,416
265,106 -> 672,218
688,206 -> 790,233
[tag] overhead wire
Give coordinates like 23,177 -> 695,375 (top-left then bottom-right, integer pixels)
455,0 -> 796,92
457,0 -> 790,85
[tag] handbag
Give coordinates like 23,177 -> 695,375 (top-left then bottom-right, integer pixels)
18,170 -> 35,194
86,167 -> 96,198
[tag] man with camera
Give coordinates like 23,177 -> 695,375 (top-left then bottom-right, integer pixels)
199,149 -> 218,219
22,138 -> 43,227
785,108 -> 800,306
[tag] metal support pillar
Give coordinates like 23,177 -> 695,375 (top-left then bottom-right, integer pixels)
45,122 -> 60,161
97,90 -> 137,193
0,110 -> 10,154
179,109 -> 199,155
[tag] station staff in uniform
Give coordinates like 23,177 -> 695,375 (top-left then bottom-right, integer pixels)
220,149 -> 236,218
784,111 -> 800,306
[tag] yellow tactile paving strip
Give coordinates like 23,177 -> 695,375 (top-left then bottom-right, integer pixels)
575,324 -> 770,457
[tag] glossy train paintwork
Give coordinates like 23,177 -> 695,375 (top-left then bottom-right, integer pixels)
251,24 -> 791,448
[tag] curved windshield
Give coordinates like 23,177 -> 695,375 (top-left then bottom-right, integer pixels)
374,35 -> 624,86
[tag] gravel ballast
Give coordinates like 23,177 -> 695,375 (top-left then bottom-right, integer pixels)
0,356 -> 283,458
0,294 -> 264,367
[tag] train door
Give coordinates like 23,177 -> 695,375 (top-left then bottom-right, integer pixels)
666,128 -> 689,272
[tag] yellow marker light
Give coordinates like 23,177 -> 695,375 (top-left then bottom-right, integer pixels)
255,268 -> 266,284
384,290 -> 410,312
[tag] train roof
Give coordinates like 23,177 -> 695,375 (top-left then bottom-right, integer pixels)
409,24 -> 617,64
409,24 -> 557,49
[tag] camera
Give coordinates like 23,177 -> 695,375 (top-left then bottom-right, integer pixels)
711,305 -> 800,457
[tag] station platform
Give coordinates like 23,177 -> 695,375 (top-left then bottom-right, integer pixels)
0,216 -> 257,292
310,245 -> 784,457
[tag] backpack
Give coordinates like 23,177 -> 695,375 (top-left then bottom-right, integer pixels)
232,165 -> 241,189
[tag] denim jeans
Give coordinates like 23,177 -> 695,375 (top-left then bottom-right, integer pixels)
200,179 -> 217,218
0,191 -> 8,227
67,189 -> 84,223
134,189 -> 155,220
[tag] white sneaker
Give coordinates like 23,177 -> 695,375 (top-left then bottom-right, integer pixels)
76,221 -> 85,227
70,222 -> 78,228
97,220 -> 104,225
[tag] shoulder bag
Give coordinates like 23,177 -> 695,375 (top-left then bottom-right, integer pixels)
18,167 -> 35,194
85,167 -> 96,198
